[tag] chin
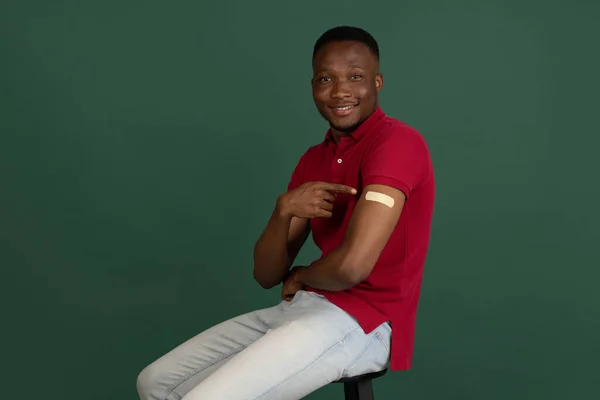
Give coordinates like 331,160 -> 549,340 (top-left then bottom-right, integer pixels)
331,122 -> 354,131
329,117 -> 361,133
316,105 -> 363,132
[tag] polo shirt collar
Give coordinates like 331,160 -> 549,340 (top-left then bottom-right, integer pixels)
324,106 -> 386,145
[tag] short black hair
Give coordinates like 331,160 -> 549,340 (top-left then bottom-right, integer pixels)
312,26 -> 379,61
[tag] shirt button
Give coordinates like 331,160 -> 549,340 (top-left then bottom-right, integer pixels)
337,158 -> 342,164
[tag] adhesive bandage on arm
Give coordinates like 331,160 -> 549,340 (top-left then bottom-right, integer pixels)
365,191 -> 395,208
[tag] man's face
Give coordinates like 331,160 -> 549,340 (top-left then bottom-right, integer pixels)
311,40 -> 383,136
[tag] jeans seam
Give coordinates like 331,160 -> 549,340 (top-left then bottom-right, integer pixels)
254,325 -> 361,400
160,345 -> 246,400
342,333 -> 380,377
375,331 -> 390,353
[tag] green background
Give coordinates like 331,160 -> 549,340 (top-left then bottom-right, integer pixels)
1,0 -> 598,399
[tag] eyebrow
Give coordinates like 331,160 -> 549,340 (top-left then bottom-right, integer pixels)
317,63 -> 366,72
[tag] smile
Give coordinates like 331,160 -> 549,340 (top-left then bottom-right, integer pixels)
329,103 -> 358,116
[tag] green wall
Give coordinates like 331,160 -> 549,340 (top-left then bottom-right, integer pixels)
2,0 -> 598,399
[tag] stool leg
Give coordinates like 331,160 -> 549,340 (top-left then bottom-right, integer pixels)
343,379 -> 374,400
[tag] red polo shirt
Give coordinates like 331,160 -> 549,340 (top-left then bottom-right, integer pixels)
287,106 -> 435,371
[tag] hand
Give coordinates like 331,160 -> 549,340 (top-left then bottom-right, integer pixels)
278,181 -> 357,219
281,267 -> 305,301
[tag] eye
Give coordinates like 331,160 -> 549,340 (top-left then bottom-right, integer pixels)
319,76 -> 331,83
350,74 -> 362,80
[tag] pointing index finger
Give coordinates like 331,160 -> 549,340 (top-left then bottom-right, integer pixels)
320,182 -> 357,195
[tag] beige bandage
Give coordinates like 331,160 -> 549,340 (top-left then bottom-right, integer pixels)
365,191 -> 395,208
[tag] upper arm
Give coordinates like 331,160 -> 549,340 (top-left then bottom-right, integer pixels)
340,125 -> 432,281
285,149 -> 312,266
340,184 -> 406,281
287,217 -> 310,267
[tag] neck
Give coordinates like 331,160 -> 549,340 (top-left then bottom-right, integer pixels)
330,129 -> 353,144
329,104 -> 380,143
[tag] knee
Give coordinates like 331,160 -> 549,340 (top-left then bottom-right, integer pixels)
136,362 -> 163,400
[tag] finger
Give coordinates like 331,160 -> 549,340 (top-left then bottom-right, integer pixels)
318,200 -> 333,211
314,208 -> 333,218
284,293 -> 295,301
311,204 -> 333,217
318,190 -> 337,203
320,183 -> 357,195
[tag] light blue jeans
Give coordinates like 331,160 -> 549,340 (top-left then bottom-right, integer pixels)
137,290 -> 391,400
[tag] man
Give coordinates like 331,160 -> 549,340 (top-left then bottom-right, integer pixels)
137,26 -> 435,400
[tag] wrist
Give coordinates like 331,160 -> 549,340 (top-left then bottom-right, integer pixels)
292,265 -> 308,284
276,194 -> 293,219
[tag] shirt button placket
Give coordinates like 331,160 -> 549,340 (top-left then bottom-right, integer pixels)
331,144 -> 345,183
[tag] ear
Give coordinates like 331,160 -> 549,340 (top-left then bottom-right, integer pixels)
375,73 -> 384,92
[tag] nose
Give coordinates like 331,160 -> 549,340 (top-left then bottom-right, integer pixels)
331,80 -> 351,100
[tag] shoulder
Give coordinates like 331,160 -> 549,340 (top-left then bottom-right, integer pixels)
295,141 -> 328,164
367,116 -> 431,158
360,115 -> 433,193
288,142 -> 325,190
380,117 -> 429,145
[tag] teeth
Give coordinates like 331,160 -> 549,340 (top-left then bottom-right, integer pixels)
335,105 -> 354,110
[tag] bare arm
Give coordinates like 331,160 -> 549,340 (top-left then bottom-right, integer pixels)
294,184 -> 406,290
255,181 -> 356,290
253,198 -> 310,289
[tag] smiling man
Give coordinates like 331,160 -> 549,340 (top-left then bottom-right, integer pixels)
137,26 -> 435,400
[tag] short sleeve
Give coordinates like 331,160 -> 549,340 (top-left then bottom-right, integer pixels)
287,150 -> 308,191
361,125 -> 431,199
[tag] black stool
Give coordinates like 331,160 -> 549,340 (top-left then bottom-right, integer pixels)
334,368 -> 388,400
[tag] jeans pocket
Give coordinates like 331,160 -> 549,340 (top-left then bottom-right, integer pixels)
374,323 -> 391,354
342,324 -> 391,378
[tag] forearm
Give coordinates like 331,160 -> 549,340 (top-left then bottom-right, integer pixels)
253,206 -> 293,289
294,244 -> 359,291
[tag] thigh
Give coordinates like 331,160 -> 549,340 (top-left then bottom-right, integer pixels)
181,290 -> 389,400
136,303 -> 283,400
